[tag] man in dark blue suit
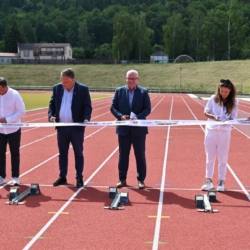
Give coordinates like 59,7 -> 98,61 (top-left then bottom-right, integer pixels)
48,68 -> 92,187
111,69 -> 151,189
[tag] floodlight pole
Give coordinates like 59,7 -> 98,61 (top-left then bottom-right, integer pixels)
179,67 -> 182,93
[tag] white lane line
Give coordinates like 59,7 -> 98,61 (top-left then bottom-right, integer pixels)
7,109 -> 115,154
6,133 -> 56,155
21,94 -> 164,249
226,164 -> 250,200
1,126 -> 107,190
183,96 -> 250,200
22,147 -> 118,250
24,111 -> 47,118
0,154 -> 58,189
152,96 -> 173,250
13,184 -> 250,193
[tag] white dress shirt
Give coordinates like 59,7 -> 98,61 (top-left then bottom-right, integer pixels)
0,87 -> 26,134
204,95 -> 238,131
59,87 -> 74,123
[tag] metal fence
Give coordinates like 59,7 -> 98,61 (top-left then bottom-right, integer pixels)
11,84 -> 245,95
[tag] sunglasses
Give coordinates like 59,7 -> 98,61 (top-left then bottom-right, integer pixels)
220,79 -> 232,87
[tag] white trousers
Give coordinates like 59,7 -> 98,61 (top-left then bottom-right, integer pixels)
204,129 -> 231,181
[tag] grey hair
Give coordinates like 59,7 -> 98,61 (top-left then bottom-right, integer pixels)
126,70 -> 138,77
61,68 -> 75,79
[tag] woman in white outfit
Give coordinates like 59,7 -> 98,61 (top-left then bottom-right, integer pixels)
201,79 -> 238,192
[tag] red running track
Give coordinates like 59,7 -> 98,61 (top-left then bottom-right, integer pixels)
0,94 -> 250,250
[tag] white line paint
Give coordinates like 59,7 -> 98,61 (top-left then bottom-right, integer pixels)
22,93 -> 161,249
183,96 -> 250,200
22,147 -> 119,250
152,96 -> 173,250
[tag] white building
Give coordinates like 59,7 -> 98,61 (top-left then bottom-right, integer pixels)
0,53 -> 19,64
17,43 -> 73,60
150,51 -> 169,63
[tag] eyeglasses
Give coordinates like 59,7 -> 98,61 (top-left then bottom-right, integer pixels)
126,77 -> 138,80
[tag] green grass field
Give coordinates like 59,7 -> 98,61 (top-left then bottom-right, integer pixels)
20,93 -> 112,110
1,61 -> 250,94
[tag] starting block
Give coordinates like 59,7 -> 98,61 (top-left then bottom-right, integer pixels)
104,192 -> 124,210
109,186 -> 117,199
119,192 -> 129,205
195,193 -> 219,213
208,188 -> 217,202
30,183 -> 40,195
9,187 -> 20,201
104,190 -> 129,210
6,183 -> 40,205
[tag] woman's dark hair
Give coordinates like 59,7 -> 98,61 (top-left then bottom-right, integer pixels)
214,79 -> 236,114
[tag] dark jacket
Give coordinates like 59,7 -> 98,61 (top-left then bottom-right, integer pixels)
48,81 -> 92,131
110,85 -> 151,136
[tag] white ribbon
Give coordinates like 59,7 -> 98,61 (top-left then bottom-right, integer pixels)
0,119 -> 249,128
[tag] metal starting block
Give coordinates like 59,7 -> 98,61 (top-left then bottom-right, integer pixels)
208,188 -> 217,202
6,183 -> 40,205
119,192 -> 129,205
30,183 -> 40,195
104,192 -> 123,210
195,194 -> 219,213
109,186 -> 117,199
9,187 -> 20,201
104,190 -> 129,210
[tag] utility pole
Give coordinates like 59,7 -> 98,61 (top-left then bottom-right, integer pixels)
180,67 -> 182,93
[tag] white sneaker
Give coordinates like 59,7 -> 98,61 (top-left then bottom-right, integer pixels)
201,179 -> 213,191
12,177 -> 20,186
0,176 -> 5,185
217,180 -> 225,192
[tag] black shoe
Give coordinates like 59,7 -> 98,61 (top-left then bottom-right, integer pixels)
138,181 -> 145,189
116,180 -> 127,188
76,179 -> 84,187
53,177 -> 67,186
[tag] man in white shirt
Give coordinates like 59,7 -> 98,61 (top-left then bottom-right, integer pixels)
0,77 -> 25,185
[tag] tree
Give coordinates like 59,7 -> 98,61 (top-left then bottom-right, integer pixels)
21,20 -> 37,43
4,19 -> 24,52
162,13 -> 186,59
113,12 -> 135,60
225,0 -> 247,60
78,20 -> 91,48
36,21 -> 46,42
188,10 -> 205,62
152,44 -> 165,53
133,12 -> 154,61
201,9 -> 227,60
94,43 -> 113,59
0,41 -> 5,51
65,22 -> 78,47
147,3 -> 170,46
73,47 -> 85,59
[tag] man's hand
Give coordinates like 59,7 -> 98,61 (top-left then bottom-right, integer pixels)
121,115 -> 129,120
49,117 -> 56,123
83,119 -> 89,123
0,118 -> 7,123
